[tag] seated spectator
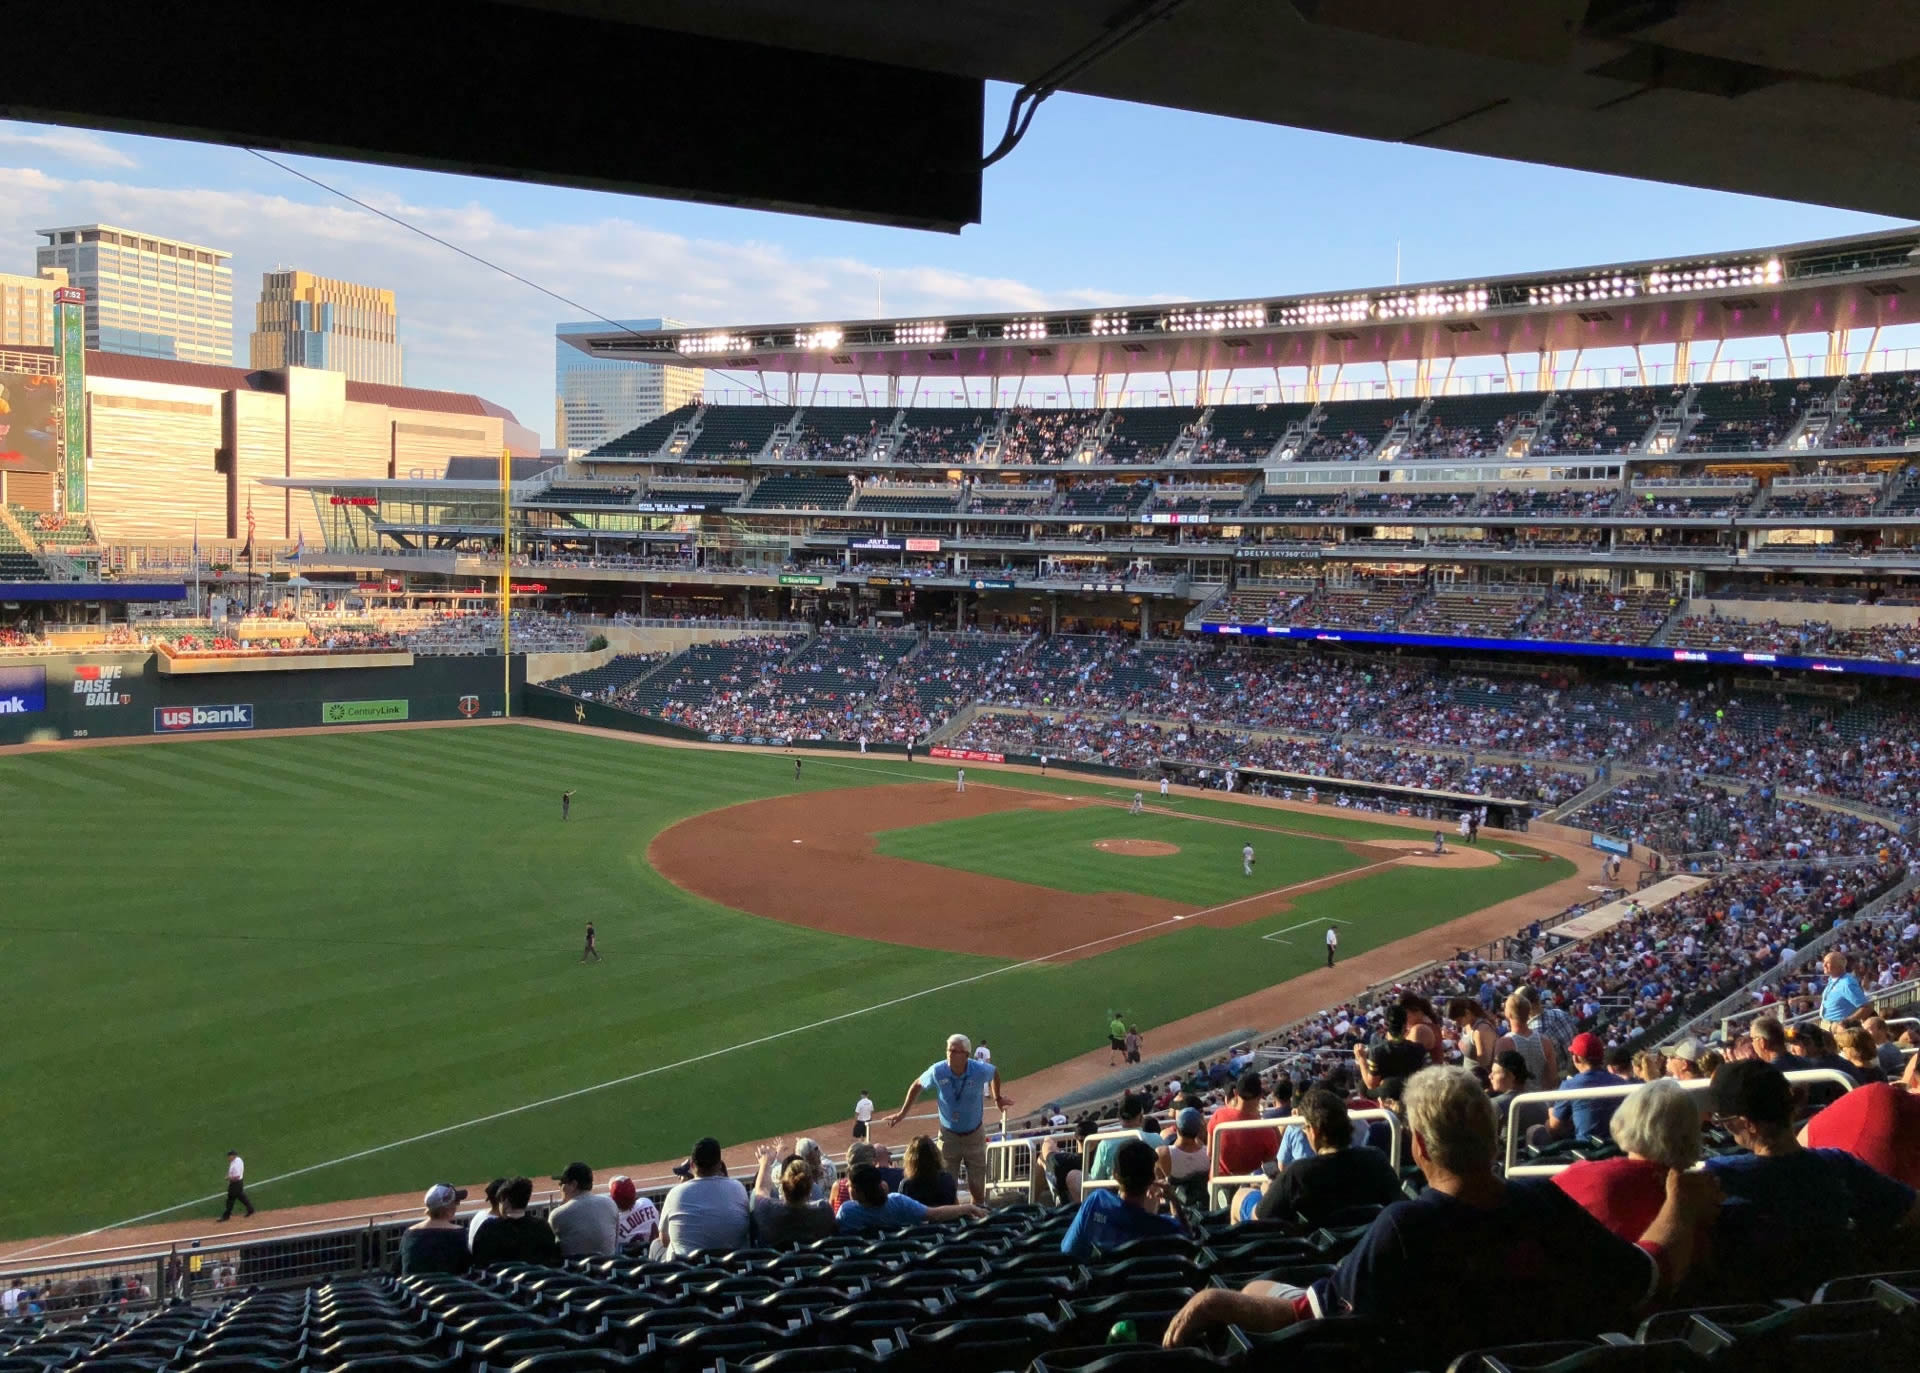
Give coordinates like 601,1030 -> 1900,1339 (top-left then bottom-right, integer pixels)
470,1177 -> 561,1267
1161,1067 -> 1717,1363
1555,1080 -> 1704,1243
1785,1023 -> 1865,1083
828,1141 -> 904,1208
608,1175 -> 658,1255
750,1146 -> 836,1247
1839,1027 -> 1890,1086
1090,1092 -> 1166,1181
1866,1016 -> 1909,1077
548,1161 -> 618,1258
1061,1139 -> 1186,1258
792,1138 -> 835,1203
1208,1073 -> 1282,1178
1254,1089 -> 1402,1226
1800,1049 -> 1920,1186
1663,1038 -> 1706,1082
657,1137 -> 751,1258
834,1161 -> 985,1233
398,1183 -> 470,1275
1533,1032 -> 1631,1148
1158,1107 -> 1213,1212
1747,1016 -> 1794,1068
1488,1049 -> 1534,1140
897,1134 -> 959,1207
1705,1058 -> 1920,1287
466,1177 -> 506,1249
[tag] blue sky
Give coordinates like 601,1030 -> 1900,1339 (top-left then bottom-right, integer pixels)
0,91 -> 1908,445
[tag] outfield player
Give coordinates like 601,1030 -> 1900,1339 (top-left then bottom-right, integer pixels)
582,921 -> 601,963
561,789 -> 575,821
794,757 -> 803,782
1242,842 -> 1255,877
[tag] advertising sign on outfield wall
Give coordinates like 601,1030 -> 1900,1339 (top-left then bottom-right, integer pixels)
322,699 -> 409,725
0,665 -> 47,715
930,745 -> 1005,764
71,664 -> 133,708
154,704 -> 255,733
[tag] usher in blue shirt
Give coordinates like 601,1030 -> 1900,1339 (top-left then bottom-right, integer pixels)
918,1059 -> 995,1133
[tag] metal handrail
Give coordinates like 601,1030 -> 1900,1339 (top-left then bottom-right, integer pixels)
1206,1111 -> 1404,1206
1500,1068 -> 1858,1176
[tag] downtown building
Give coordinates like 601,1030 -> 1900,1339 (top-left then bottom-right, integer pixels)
249,270 -> 404,385
555,318 -> 703,452
0,266 -> 67,349
35,224 -> 233,364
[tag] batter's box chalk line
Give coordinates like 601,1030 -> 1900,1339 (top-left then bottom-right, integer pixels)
1262,916 -> 1353,945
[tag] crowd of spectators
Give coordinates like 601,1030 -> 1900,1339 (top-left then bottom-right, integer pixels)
1358,676 -> 1678,763
1667,612 -> 1920,662
998,408 -> 1101,465
1566,776 -> 1904,861
1640,691 -> 1920,813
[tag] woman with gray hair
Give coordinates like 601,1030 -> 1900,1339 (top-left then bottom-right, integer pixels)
1553,1078 -> 1704,1242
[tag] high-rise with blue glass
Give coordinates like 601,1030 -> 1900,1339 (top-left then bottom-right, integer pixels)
35,224 -> 233,364
555,318 -> 703,452
249,270 -> 403,384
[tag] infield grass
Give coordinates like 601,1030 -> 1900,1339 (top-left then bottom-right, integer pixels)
0,727 -> 1571,1241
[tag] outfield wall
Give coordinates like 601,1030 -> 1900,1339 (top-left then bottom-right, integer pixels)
0,654 -> 526,746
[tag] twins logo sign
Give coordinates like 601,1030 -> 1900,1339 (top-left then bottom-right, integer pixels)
0,665 -> 46,715
72,664 -> 133,708
457,695 -> 481,718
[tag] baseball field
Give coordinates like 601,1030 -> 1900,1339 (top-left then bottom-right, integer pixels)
0,723 -> 1576,1241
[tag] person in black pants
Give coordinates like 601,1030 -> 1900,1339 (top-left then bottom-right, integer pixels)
220,1150 -> 255,1221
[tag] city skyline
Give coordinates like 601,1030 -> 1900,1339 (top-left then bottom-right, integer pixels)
555,318 -> 701,453
249,268 -> 404,386
2,99 -> 1913,445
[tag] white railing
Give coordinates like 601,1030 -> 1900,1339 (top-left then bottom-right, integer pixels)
1500,1069 -> 1858,1176
1205,1111 -> 1405,1206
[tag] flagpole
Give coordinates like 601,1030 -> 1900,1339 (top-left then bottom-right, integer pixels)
192,516 -> 201,618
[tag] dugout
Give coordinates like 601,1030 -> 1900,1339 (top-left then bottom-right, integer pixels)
1159,756 -> 1537,829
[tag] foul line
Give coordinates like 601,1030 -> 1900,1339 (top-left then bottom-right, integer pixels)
0,864 -> 1309,1262
1262,915 -> 1354,945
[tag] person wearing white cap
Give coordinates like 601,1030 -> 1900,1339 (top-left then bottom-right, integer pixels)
399,1183 -> 470,1275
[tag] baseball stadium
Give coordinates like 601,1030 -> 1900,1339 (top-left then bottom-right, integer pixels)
5,8 -> 1920,1370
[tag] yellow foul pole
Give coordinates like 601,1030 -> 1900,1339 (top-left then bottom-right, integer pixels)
501,448 -> 512,718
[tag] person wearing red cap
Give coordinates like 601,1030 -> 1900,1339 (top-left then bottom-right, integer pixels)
1530,1032 -> 1630,1151
608,1175 -> 659,1254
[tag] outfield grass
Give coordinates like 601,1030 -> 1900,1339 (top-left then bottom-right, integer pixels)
0,728 -> 1571,1240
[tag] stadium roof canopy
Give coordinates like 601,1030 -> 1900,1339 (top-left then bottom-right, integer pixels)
564,227 -> 1920,379
10,2 -> 1920,231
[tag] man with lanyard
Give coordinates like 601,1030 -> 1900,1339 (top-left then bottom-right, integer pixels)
885,1032 -> 1012,1205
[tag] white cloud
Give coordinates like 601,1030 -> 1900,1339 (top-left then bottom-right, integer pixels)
0,162 -> 1143,444
0,127 -> 136,170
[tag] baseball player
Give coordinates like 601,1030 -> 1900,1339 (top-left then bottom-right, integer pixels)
561,789 -> 574,821
582,921 -> 601,963
1242,842 -> 1255,877
1326,925 -> 1339,968
956,768 -> 966,793
794,757 -> 803,782
1433,829 -> 1447,856
1129,791 -> 1144,815
1159,775 -> 1170,798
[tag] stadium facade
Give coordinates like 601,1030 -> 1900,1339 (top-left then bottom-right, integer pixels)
249,229 -> 1920,673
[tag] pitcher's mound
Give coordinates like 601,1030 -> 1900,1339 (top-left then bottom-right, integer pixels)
1095,839 -> 1180,857
1372,838 -> 1500,869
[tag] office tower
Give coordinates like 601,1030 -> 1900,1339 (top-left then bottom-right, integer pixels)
249,270 -> 403,384
35,224 -> 233,364
556,318 -> 703,451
